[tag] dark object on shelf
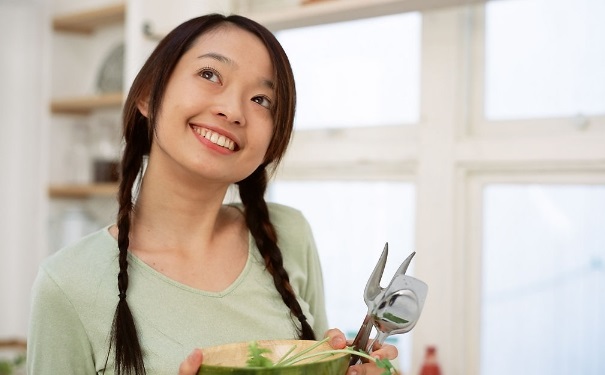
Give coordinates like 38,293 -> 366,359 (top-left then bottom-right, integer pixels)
94,159 -> 119,182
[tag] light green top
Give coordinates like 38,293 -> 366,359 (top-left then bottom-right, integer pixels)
27,203 -> 328,374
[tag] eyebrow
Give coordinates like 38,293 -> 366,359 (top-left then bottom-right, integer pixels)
198,52 -> 233,65
198,52 -> 275,90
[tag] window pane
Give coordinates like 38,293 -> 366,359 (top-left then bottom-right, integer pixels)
268,181 -> 415,372
277,13 -> 421,129
481,184 -> 605,375
485,0 -> 605,120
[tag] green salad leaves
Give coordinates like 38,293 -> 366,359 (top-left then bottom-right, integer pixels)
246,342 -> 275,368
245,338 -> 397,375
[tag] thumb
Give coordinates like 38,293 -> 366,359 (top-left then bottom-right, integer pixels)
179,349 -> 204,375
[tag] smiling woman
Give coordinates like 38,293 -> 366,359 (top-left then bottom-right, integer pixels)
26,12 -> 398,375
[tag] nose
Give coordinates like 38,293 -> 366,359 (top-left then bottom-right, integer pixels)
213,89 -> 245,126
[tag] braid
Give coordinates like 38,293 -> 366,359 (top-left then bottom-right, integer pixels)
104,113 -> 149,375
237,167 -> 316,340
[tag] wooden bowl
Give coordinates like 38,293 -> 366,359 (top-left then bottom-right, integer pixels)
198,339 -> 350,375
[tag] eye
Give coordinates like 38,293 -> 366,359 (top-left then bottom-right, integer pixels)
199,67 -> 221,84
252,95 -> 272,109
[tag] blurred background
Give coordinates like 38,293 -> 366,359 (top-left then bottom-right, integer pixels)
0,0 -> 604,374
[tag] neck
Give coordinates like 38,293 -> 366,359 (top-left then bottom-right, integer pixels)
128,166 -> 236,255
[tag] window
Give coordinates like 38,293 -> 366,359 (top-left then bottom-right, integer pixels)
277,12 -> 421,130
484,0 -> 605,120
480,184 -> 605,375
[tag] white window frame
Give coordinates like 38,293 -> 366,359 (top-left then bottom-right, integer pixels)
245,1 -> 605,374
467,5 -> 605,138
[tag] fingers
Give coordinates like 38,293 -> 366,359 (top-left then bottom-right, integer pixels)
324,329 -> 398,374
178,349 -> 203,375
323,328 -> 347,349
370,342 -> 398,361
347,363 -> 381,375
347,342 -> 399,375
347,363 -> 366,375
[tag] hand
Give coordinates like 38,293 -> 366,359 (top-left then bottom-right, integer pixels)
324,328 -> 399,375
178,348 -> 203,375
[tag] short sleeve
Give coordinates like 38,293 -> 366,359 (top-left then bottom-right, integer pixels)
27,266 -> 97,374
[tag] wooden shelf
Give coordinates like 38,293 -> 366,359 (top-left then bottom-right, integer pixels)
53,3 -> 126,34
49,183 -> 118,198
51,92 -> 123,114
0,339 -> 27,349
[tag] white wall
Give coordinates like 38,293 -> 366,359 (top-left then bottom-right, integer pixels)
0,0 -> 49,338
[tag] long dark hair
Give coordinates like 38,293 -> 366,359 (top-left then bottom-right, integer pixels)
108,13 -> 314,375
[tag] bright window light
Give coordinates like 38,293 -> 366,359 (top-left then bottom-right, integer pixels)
277,13 -> 421,129
485,0 -> 605,120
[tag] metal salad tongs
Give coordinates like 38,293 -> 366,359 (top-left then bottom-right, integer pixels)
349,243 -> 429,366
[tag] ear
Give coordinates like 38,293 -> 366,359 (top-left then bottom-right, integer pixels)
137,96 -> 150,118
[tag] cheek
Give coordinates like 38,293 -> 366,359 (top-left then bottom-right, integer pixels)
258,123 -> 276,155
243,127 -> 274,168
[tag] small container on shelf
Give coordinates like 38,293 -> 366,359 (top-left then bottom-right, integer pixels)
92,117 -> 121,183
419,346 -> 441,375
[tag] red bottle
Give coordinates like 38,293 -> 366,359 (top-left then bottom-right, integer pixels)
419,346 -> 441,375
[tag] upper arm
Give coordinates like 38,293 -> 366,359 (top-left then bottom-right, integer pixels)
27,267 -> 97,374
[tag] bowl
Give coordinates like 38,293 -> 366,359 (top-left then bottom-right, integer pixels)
197,339 -> 350,375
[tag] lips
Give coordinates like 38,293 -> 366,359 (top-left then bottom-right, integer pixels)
192,126 -> 236,151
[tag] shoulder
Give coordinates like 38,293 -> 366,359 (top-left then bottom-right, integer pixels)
37,227 -> 118,302
265,202 -> 318,261
232,202 -> 312,240
230,201 -> 317,260
266,202 -> 308,226
266,202 -> 314,242
43,226 -> 117,274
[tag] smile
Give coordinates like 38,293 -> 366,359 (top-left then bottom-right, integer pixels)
193,127 -> 236,151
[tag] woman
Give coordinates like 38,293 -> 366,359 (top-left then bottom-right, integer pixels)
28,14 -> 397,375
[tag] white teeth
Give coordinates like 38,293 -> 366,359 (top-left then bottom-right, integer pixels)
195,127 -> 235,151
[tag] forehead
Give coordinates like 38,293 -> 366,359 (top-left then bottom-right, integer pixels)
184,24 -> 274,78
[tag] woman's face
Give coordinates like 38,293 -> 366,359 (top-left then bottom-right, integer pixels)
141,24 -> 276,185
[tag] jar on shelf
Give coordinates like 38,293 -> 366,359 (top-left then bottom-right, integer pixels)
92,117 -> 120,183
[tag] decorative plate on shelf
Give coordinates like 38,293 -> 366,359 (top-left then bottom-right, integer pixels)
96,42 -> 124,93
